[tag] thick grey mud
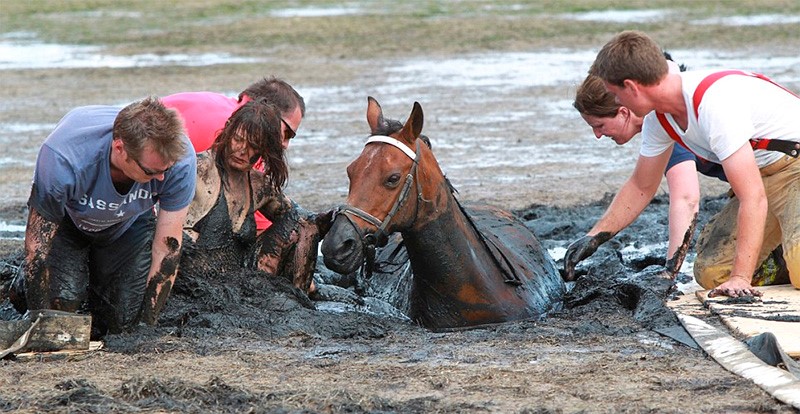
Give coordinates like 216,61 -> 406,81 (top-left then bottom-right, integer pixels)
0,193 -> 767,413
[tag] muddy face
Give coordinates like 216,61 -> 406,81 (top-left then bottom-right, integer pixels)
321,214 -> 365,274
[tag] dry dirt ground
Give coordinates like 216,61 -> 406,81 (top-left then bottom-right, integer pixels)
1,2 -> 800,413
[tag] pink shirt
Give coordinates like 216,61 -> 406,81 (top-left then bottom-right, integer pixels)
162,92 -> 272,231
162,92 -> 248,152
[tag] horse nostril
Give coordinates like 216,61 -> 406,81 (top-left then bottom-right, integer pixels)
341,238 -> 356,255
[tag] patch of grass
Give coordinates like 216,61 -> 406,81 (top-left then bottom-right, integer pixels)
2,1 -> 800,58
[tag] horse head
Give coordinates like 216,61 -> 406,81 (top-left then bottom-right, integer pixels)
322,97 -> 564,330
321,97 -> 440,275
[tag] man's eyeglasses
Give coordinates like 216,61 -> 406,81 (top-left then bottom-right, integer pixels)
135,158 -> 171,176
281,117 -> 296,141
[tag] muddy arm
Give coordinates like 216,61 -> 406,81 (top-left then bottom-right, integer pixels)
255,201 -> 334,293
141,206 -> 188,325
562,232 -> 615,282
20,208 -> 60,310
664,212 -> 697,277
183,153 -> 220,238
256,189 -> 295,221
247,167 -> 292,221
564,153 -> 669,281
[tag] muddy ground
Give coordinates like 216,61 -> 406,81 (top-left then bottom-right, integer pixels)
3,193 -> 793,413
2,2 -> 800,413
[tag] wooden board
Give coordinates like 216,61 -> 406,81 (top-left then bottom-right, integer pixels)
16,309 -> 92,352
695,285 -> 800,357
0,310 -> 91,359
678,314 -> 800,409
665,292 -> 710,317
13,341 -> 104,362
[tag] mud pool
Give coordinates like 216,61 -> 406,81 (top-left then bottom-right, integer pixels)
0,192 -> 719,343
1,3 -> 798,411
0,191 -> 743,412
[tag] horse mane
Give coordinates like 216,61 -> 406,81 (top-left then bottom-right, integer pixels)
376,118 -> 457,196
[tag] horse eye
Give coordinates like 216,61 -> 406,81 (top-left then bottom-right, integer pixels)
385,173 -> 402,188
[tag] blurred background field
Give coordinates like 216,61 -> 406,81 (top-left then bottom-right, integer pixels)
3,1 -> 800,214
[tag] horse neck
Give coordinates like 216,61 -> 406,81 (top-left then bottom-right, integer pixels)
400,185 -> 489,285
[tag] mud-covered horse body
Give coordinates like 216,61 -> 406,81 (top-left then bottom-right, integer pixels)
321,97 -> 564,331
403,202 -> 564,329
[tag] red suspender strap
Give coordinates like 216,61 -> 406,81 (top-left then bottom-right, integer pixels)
656,112 -> 687,148
692,70 -> 750,119
750,139 -> 771,151
693,70 -> 800,118
655,112 -> 709,162
692,70 -> 800,157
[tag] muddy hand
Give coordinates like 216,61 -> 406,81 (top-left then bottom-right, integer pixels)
708,275 -> 763,298
562,233 -> 610,282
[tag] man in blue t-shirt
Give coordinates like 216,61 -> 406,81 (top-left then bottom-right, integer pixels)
11,96 -> 197,335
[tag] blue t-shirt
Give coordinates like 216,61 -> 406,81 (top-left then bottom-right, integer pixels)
30,105 -> 197,242
666,144 -> 727,182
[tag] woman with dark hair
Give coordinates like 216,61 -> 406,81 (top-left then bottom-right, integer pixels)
180,99 -> 326,294
162,76 -> 305,234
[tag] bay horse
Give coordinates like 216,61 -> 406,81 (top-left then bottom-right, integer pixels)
320,97 -> 565,331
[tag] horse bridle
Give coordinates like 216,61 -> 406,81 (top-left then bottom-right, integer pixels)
336,135 -> 424,275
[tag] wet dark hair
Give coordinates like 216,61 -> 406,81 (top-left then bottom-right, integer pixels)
239,76 -> 305,117
212,99 -> 288,192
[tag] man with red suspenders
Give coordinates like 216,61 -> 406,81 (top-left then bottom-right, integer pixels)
564,30 -> 800,298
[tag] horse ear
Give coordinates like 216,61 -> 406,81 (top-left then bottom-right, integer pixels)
398,101 -> 424,145
366,96 -> 389,135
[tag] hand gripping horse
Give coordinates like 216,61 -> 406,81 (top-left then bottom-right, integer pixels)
320,97 -> 565,331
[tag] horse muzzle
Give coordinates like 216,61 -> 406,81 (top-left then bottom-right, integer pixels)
320,213 -> 367,274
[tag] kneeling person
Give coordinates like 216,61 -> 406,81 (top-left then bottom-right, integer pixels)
12,97 -> 196,335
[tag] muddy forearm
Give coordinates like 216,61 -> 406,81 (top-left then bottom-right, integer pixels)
258,192 -> 294,221
141,207 -> 187,325
22,209 -> 59,310
141,236 -> 182,325
664,212 -> 697,275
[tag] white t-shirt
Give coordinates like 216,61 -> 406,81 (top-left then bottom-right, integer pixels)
641,70 -> 800,168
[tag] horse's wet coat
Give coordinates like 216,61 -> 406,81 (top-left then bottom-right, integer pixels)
321,97 -> 565,330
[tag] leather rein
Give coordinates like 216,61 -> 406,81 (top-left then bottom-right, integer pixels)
336,135 -> 424,276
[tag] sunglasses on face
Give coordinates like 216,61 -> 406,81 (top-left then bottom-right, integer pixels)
135,157 -> 171,176
281,117 -> 296,141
